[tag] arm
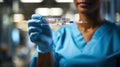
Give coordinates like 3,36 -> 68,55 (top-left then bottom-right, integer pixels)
36,52 -> 54,67
30,49 -> 54,67
28,14 -> 54,67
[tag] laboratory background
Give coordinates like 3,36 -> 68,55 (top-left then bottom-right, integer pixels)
0,0 -> 120,67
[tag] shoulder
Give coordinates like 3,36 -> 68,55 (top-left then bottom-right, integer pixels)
99,21 -> 120,51
105,21 -> 120,40
105,21 -> 120,32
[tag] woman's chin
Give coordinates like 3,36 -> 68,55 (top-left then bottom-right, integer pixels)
78,10 -> 91,14
78,8 -> 94,14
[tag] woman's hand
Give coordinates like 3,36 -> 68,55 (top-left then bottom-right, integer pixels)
28,14 -> 52,53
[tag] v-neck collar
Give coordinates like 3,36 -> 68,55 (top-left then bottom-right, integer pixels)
71,21 -> 111,46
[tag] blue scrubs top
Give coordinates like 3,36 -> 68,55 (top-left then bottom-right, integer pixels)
30,21 -> 120,67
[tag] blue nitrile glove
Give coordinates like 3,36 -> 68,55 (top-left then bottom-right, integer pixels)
28,14 -> 53,53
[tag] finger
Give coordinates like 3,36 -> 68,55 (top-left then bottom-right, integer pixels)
31,14 -> 49,25
28,19 -> 42,28
37,34 -> 51,46
31,14 -> 42,20
29,32 -> 40,42
28,27 -> 42,35
28,19 -> 51,30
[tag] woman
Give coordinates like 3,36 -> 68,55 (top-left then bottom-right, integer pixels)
28,0 -> 120,67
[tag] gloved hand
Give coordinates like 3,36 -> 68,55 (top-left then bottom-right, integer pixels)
28,14 -> 53,53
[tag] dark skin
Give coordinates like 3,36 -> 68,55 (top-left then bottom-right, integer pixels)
36,52 -> 54,67
36,0 -> 105,67
74,0 -> 105,43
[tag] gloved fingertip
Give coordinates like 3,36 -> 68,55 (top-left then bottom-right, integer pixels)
31,14 -> 43,20
27,19 -> 34,23
28,27 -> 42,35
30,32 -> 40,42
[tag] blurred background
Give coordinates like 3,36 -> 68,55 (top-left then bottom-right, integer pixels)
0,0 -> 120,67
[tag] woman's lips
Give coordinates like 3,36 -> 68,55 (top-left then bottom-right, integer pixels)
77,2 -> 91,7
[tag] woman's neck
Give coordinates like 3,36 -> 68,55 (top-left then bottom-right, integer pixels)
77,11 -> 104,31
